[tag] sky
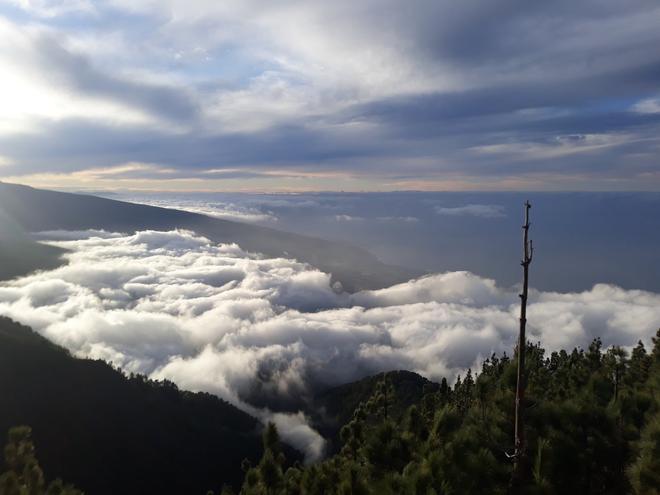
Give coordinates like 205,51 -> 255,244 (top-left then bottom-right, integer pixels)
0,0 -> 659,192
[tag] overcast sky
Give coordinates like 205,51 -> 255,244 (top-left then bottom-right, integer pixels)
0,0 -> 659,192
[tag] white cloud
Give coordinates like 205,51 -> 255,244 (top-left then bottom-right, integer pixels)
123,198 -> 278,223
269,411 -> 326,462
333,214 -> 364,222
632,97 -> 660,114
1,229 -> 659,460
435,204 -> 506,218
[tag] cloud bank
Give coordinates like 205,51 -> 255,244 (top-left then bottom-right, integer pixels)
1,229 -> 659,458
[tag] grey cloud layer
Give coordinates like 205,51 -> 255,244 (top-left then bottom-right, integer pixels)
0,229 -> 658,459
1,1 -> 660,187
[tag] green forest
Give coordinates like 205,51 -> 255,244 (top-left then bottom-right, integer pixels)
236,333 -> 660,495
1,314 -> 659,494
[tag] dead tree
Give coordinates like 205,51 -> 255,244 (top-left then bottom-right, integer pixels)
511,200 -> 533,490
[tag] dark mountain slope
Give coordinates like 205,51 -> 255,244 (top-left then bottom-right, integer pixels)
0,316 -> 271,495
0,182 -> 420,291
0,208 -> 64,280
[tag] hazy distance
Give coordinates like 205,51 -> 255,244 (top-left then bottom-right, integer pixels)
114,191 -> 660,292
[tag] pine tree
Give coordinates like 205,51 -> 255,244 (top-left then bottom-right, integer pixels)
0,427 -> 81,495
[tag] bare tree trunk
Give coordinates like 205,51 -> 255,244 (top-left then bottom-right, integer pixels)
511,200 -> 533,491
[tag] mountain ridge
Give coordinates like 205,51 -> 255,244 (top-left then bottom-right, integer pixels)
0,181 -> 421,291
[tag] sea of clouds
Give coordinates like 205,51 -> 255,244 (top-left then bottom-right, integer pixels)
117,197 -> 279,223
1,229 -> 659,460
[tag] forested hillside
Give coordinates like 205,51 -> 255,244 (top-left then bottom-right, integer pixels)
0,317 -> 270,494
1,314 -> 658,494
240,332 -> 660,494
309,370 -> 440,454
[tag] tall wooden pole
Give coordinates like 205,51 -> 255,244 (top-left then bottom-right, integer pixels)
513,200 -> 533,488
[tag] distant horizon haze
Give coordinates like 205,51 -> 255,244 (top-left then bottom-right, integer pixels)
106,190 -> 660,293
